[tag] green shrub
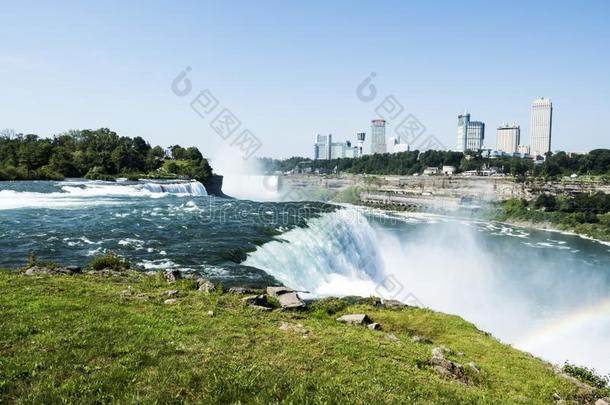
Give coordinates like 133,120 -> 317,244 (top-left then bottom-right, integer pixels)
87,254 -> 129,271
562,362 -> 609,390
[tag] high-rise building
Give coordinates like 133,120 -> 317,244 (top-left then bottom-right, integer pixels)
356,132 -> 366,155
496,123 -> 520,154
314,134 -> 332,160
314,134 -> 360,159
456,113 -> 485,152
530,97 -> 553,157
371,119 -> 387,154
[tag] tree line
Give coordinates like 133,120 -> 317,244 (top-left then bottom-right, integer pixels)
259,149 -> 610,179
0,128 -> 213,181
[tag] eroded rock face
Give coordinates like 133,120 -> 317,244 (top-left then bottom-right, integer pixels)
336,314 -> 372,325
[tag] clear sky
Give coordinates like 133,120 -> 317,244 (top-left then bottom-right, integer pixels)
1,0 -> 609,161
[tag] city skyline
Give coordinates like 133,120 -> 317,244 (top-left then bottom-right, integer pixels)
1,1 -> 609,159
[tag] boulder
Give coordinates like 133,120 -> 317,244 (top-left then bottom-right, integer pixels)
164,270 -> 182,283
164,298 -> 177,305
164,290 -> 179,297
64,265 -> 82,274
336,314 -> 372,325
277,292 -> 306,309
266,286 -> 294,298
596,399 -> 610,405
24,266 -> 81,276
367,322 -> 382,330
430,346 -> 467,381
197,278 -> 215,292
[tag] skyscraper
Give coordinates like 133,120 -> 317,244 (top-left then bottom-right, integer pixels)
370,119 -> 387,154
456,113 -> 485,152
496,123 -> 520,154
530,97 -> 553,157
314,134 -> 332,160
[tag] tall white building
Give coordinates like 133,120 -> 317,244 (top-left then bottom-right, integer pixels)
371,119 -> 387,154
314,134 -> 332,160
456,113 -> 485,152
530,97 -> 553,157
496,123 -> 520,154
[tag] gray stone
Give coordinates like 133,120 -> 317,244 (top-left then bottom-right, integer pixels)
164,298 -> 177,305
197,278 -> 215,292
266,286 -> 294,298
250,305 -> 272,311
367,322 -> 382,330
279,322 -> 309,334
411,335 -> 432,344
467,362 -> 481,373
24,266 -> 49,276
336,314 -> 372,325
241,295 -> 271,308
431,346 -> 453,358
228,287 -> 255,294
596,399 -> 610,405
65,266 -> 82,274
164,290 -> 179,297
277,292 -> 306,309
207,310 -> 214,317
164,270 -> 182,283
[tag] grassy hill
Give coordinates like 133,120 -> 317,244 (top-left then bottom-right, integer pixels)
0,269 -> 604,404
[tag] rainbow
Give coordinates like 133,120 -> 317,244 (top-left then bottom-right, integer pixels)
517,297 -> 610,349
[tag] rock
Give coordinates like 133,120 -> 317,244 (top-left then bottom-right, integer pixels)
383,299 -> 407,309
164,290 -> 179,297
241,295 -> 272,309
596,399 -> 610,405
430,346 -> 467,381
145,271 -> 156,277
277,292 -> 306,309
411,335 -> 432,344
266,286 -> 294,298
64,265 -> 82,274
336,314 -> 372,325
467,362 -> 481,373
207,310 -> 214,317
367,322 -> 382,330
386,333 -> 400,342
164,298 -> 177,305
250,305 -> 272,311
279,322 -> 309,334
431,346 -> 453,358
24,266 -> 49,276
196,278 -> 215,292
164,270 -> 182,283
228,287 -> 255,294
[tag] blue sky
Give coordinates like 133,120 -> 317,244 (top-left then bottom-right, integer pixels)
1,0 -> 609,161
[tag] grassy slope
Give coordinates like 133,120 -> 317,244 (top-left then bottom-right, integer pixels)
0,270 -> 589,404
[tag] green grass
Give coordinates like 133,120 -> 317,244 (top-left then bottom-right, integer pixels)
0,270 -> 597,404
